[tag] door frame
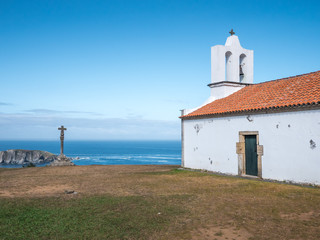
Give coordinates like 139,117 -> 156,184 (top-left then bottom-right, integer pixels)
236,131 -> 264,178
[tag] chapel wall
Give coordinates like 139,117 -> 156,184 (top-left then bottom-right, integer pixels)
182,109 -> 320,185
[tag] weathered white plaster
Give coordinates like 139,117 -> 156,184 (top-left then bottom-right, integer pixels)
182,109 -> 320,185
208,82 -> 246,101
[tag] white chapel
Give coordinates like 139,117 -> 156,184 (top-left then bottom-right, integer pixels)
180,31 -> 320,185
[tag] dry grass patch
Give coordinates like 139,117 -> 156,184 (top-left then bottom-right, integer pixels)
1,165 -> 320,239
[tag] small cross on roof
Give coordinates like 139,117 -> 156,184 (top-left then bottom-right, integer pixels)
229,29 -> 235,36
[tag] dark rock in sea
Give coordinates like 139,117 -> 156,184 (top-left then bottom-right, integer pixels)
0,149 -> 59,165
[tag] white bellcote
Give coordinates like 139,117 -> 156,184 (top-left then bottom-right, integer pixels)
181,30 -> 254,116
208,30 -> 254,100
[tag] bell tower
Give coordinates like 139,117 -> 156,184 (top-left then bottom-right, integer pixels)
208,30 -> 254,100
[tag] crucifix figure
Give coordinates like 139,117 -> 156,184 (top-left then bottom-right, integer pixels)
58,125 -> 67,156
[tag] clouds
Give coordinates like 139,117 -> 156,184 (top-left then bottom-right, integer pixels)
0,102 -> 13,106
0,113 -> 180,140
24,108 -> 103,116
0,105 -> 180,140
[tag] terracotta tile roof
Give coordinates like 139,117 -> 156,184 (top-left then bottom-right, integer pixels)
181,70 -> 320,119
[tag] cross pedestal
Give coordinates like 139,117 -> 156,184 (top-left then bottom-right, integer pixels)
50,125 -> 74,166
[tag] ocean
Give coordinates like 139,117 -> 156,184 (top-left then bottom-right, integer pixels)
0,140 -> 181,167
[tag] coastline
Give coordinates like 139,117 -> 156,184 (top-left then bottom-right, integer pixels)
0,140 -> 181,167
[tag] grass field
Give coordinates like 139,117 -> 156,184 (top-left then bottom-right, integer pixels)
0,165 -> 319,239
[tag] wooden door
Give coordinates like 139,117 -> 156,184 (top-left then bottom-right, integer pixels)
245,135 -> 258,176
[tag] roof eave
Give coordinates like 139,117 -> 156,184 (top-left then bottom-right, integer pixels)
180,102 -> 320,120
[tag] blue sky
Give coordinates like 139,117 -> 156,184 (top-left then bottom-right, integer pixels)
0,0 -> 319,140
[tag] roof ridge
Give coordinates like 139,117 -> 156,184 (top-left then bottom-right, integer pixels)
253,70 -> 320,86
181,70 -> 320,119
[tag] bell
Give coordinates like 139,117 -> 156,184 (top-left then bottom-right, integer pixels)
239,65 -> 244,76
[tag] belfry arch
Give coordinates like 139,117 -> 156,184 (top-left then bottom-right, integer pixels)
239,53 -> 246,82
225,51 -> 232,82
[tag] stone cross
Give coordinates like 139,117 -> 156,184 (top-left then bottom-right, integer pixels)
58,125 -> 67,156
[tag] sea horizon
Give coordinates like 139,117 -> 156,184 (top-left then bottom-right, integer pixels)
0,140 -> 181,168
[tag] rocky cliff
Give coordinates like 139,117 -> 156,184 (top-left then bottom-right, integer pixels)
0,149 -> 58,165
